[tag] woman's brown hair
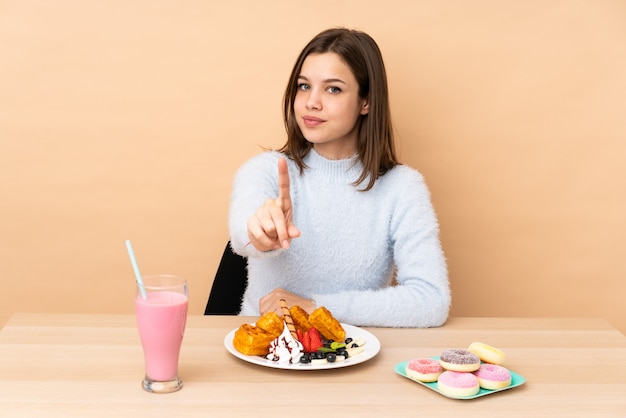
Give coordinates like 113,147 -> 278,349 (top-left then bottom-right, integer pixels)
280,28 -> 398,191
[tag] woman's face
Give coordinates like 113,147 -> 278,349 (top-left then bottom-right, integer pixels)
293,52 -> 368,160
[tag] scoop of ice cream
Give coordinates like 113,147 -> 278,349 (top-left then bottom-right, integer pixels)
266,323 -> 304,364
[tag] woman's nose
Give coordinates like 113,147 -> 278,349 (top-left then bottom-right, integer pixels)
306,90 -> 322,110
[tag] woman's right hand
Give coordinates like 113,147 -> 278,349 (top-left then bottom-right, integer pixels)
246,157 -> 301,252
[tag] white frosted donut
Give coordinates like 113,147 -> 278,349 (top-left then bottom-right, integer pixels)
468,341 -> 506,365
473,364 -> 512,390
437,371 -> 480,398
406,358 -> 443,382
439,349 -> 480,372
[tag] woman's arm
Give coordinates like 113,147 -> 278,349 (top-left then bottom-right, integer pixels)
313,167 -> 450,327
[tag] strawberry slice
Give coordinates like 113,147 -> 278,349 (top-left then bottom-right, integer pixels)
300,329 -> 311,352
308,327 -> 323,352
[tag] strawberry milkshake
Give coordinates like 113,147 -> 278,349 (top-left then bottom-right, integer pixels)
135,275 -> 188,393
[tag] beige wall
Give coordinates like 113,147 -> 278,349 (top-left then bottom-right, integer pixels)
2,0 -> 625,333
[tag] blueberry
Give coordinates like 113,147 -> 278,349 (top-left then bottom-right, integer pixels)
345,338 -> 353,344
299,355 -> 311,364
326,353 -> 337,363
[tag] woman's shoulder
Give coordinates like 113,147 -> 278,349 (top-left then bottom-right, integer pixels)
383,163 -> 426,185
373,163 -> 432,201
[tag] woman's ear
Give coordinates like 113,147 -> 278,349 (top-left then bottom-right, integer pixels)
360,99 -> 369,115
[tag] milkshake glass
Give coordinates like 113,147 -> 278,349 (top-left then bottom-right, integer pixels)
135,274 -> 188,393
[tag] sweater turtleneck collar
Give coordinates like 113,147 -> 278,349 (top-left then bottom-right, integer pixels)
303,148 -> 363,183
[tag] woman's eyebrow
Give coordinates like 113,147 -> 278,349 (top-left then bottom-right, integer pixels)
298,75 -> 346,84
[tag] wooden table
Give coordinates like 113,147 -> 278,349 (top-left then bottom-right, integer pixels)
0,314 -> 624,417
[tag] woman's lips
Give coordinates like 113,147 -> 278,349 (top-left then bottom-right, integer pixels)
302,115 -> 324,128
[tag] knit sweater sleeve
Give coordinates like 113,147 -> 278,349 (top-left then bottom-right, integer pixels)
228,151 -> 286,259
313,167 -> 450,328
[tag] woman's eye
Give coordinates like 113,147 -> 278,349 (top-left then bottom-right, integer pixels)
297,83 -> 310,91
327,86 -> 342,94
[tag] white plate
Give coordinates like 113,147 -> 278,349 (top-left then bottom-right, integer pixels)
224,323 -> 381,370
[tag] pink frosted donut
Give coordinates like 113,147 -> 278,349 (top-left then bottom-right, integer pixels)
473,364 -> 512,390
437,371 -> 480,398
406,358 -> 443,382
439,349 -> 481,372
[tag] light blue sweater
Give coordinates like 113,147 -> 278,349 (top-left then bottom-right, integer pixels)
229,149 -> 450,327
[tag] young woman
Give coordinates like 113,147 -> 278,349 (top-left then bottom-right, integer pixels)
228,28 -> 450,327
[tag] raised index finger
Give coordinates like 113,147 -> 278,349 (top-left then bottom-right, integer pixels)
277,157 -> 292,211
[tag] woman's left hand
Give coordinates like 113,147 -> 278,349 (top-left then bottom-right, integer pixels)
259,288 -> 316,315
